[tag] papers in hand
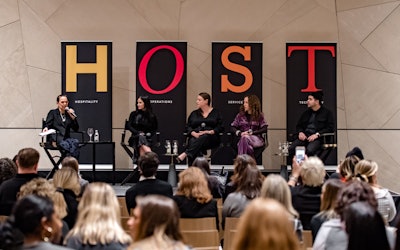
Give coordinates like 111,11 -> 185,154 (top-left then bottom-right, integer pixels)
39,129 -> 56,136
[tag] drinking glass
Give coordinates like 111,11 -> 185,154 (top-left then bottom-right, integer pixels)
87,128 -> 94,142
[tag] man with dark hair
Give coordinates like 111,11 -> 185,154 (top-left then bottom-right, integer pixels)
0,148 -> 40,215
289,91 -> 335,159
125,152 -> 173,213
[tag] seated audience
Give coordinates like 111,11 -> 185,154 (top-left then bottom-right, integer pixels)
330,155 -> 361,181
0,157 -> 17,185
53,167 -> 81,229
344,201 -> 390,250
61,156 -> 89,195
0,148 -> 40,215
222,165 -> 264,228
260,174 -> 303,241
125,152 -> 173,213
192,156 -> 224,198
354,159 -> 396,224
223,154 -> 257,201
310,178 -> 344,241
232,198 -> 300,250
0,195 -> 72,250
127,195 -> 191,250
173,167 -> 219,228
289,156 -> 326,230
65,182 -> 132,249
19,177 -> 69,244
314,180 -> 396,250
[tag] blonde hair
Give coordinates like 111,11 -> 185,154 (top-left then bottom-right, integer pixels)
354,159 -> 378,184
176,167 -> 212,204
65,182 -> 131,245
232,198 -> 300,250
52,167 -> 81,218
300,157 -> 326,187
62,156 -> 79,172
19,177 -> 67,219
261,174 -> 299,218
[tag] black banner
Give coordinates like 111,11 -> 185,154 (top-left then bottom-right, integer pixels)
61,41 -> 113,165
136,41 -> 187,164
212,42 -> 263,165
286,42 -> 337,165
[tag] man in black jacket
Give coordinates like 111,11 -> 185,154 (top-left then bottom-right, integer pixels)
125,152 -> 173,213
289,91 -> 334,159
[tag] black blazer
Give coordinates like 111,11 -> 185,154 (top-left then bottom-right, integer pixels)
44,108 -> 79,143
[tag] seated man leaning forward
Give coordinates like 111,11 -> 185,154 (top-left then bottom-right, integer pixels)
125,152 -> 173,214
289,91 -> 334,160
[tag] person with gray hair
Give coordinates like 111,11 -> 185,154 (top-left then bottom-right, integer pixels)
289,156 -> 326,230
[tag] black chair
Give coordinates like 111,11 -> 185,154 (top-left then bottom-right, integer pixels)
120,119 -> 160,185
39,119 -> 84,179
230,131 -> 268,164
317,132 -> 337,163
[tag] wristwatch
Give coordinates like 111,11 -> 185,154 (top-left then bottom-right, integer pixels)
316,132 -> 320,137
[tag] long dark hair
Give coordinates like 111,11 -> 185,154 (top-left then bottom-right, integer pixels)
239,94 -> 262,120
345,202 -> 390,250
236,165 -> 264,199
138,96 -> 153,113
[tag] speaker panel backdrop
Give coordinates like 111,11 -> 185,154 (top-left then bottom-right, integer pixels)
286,42 -> 337,165
212,42 -> 263,165
61,41 -> 113,165
136,41 -> 187,164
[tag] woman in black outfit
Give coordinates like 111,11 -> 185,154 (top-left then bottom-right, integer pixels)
176,92 -> 223,166
127,96 -> 158,161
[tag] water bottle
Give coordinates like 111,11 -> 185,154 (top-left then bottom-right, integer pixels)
94,130 -> 99,142
165,140 -> 171,154
173,140 -> 178,155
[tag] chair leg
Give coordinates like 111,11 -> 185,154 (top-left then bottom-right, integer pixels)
120,166 -> 140,186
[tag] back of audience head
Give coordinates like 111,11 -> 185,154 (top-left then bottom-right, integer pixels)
0,195 -> 63,247
354,159 -> 378,184
176,167 -> 212,204
335,180 -> 377,219
138,152 -> 159,177
61,156 -> 79,173
232,198 -> 300,250
344,201 -> 389,250
66,182 -> 131,245
0,157 -> 17,184
16,147 -> 40,170
129,195 -> 183,242
319,179 -> 344,218
192,156 -> 211,175
53,167 -> 81,196
345,146 -> 364,160
261,174 -> 299,218
231,154 -> 256,184
236,164 -> 264,199
300,156 -> 326,187
339,155 -> 360,181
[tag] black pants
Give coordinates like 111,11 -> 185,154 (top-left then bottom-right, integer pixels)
186,134 -> 220,165
288,138 -> 321,163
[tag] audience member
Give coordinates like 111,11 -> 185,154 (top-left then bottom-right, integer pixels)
127,195 -> 190,250
260,174 -> 303,241
329,155 -> 360,181
192,156 -> 224,198
289,156 -> 326,230
0,157 -> 17,185
0,195 -> 72,250
344,201 -> 390,250
19,177 -> 69,244
173,167 -> 219,228
65,182 -> 132,249
0,148 -> 40,215
232,198 -> 300,250
223,154 -> 257,201
125,152 -> 173,213
61,156 -> 89,195
310,179 -> 344,241
222,165 -> 264,228
313,180 -> 385,250
53,167 -> 81,229
354,159 -> 396,224
345,146 -> 364,159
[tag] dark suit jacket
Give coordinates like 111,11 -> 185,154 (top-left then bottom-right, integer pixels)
0,173 -> 39,215
125,178 -> 173,213
44,108 -> 79,143
295,105 -> 334,136
173,195 -> 219,229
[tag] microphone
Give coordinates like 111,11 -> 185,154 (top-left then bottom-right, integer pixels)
65,107 -> 77,118
201,123 -> 206,130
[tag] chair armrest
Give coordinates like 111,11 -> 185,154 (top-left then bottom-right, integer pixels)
320,132 -> 337,149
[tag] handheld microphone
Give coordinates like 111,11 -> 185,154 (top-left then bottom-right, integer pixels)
201,123 -> 206,129
65,107 -> 77,118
